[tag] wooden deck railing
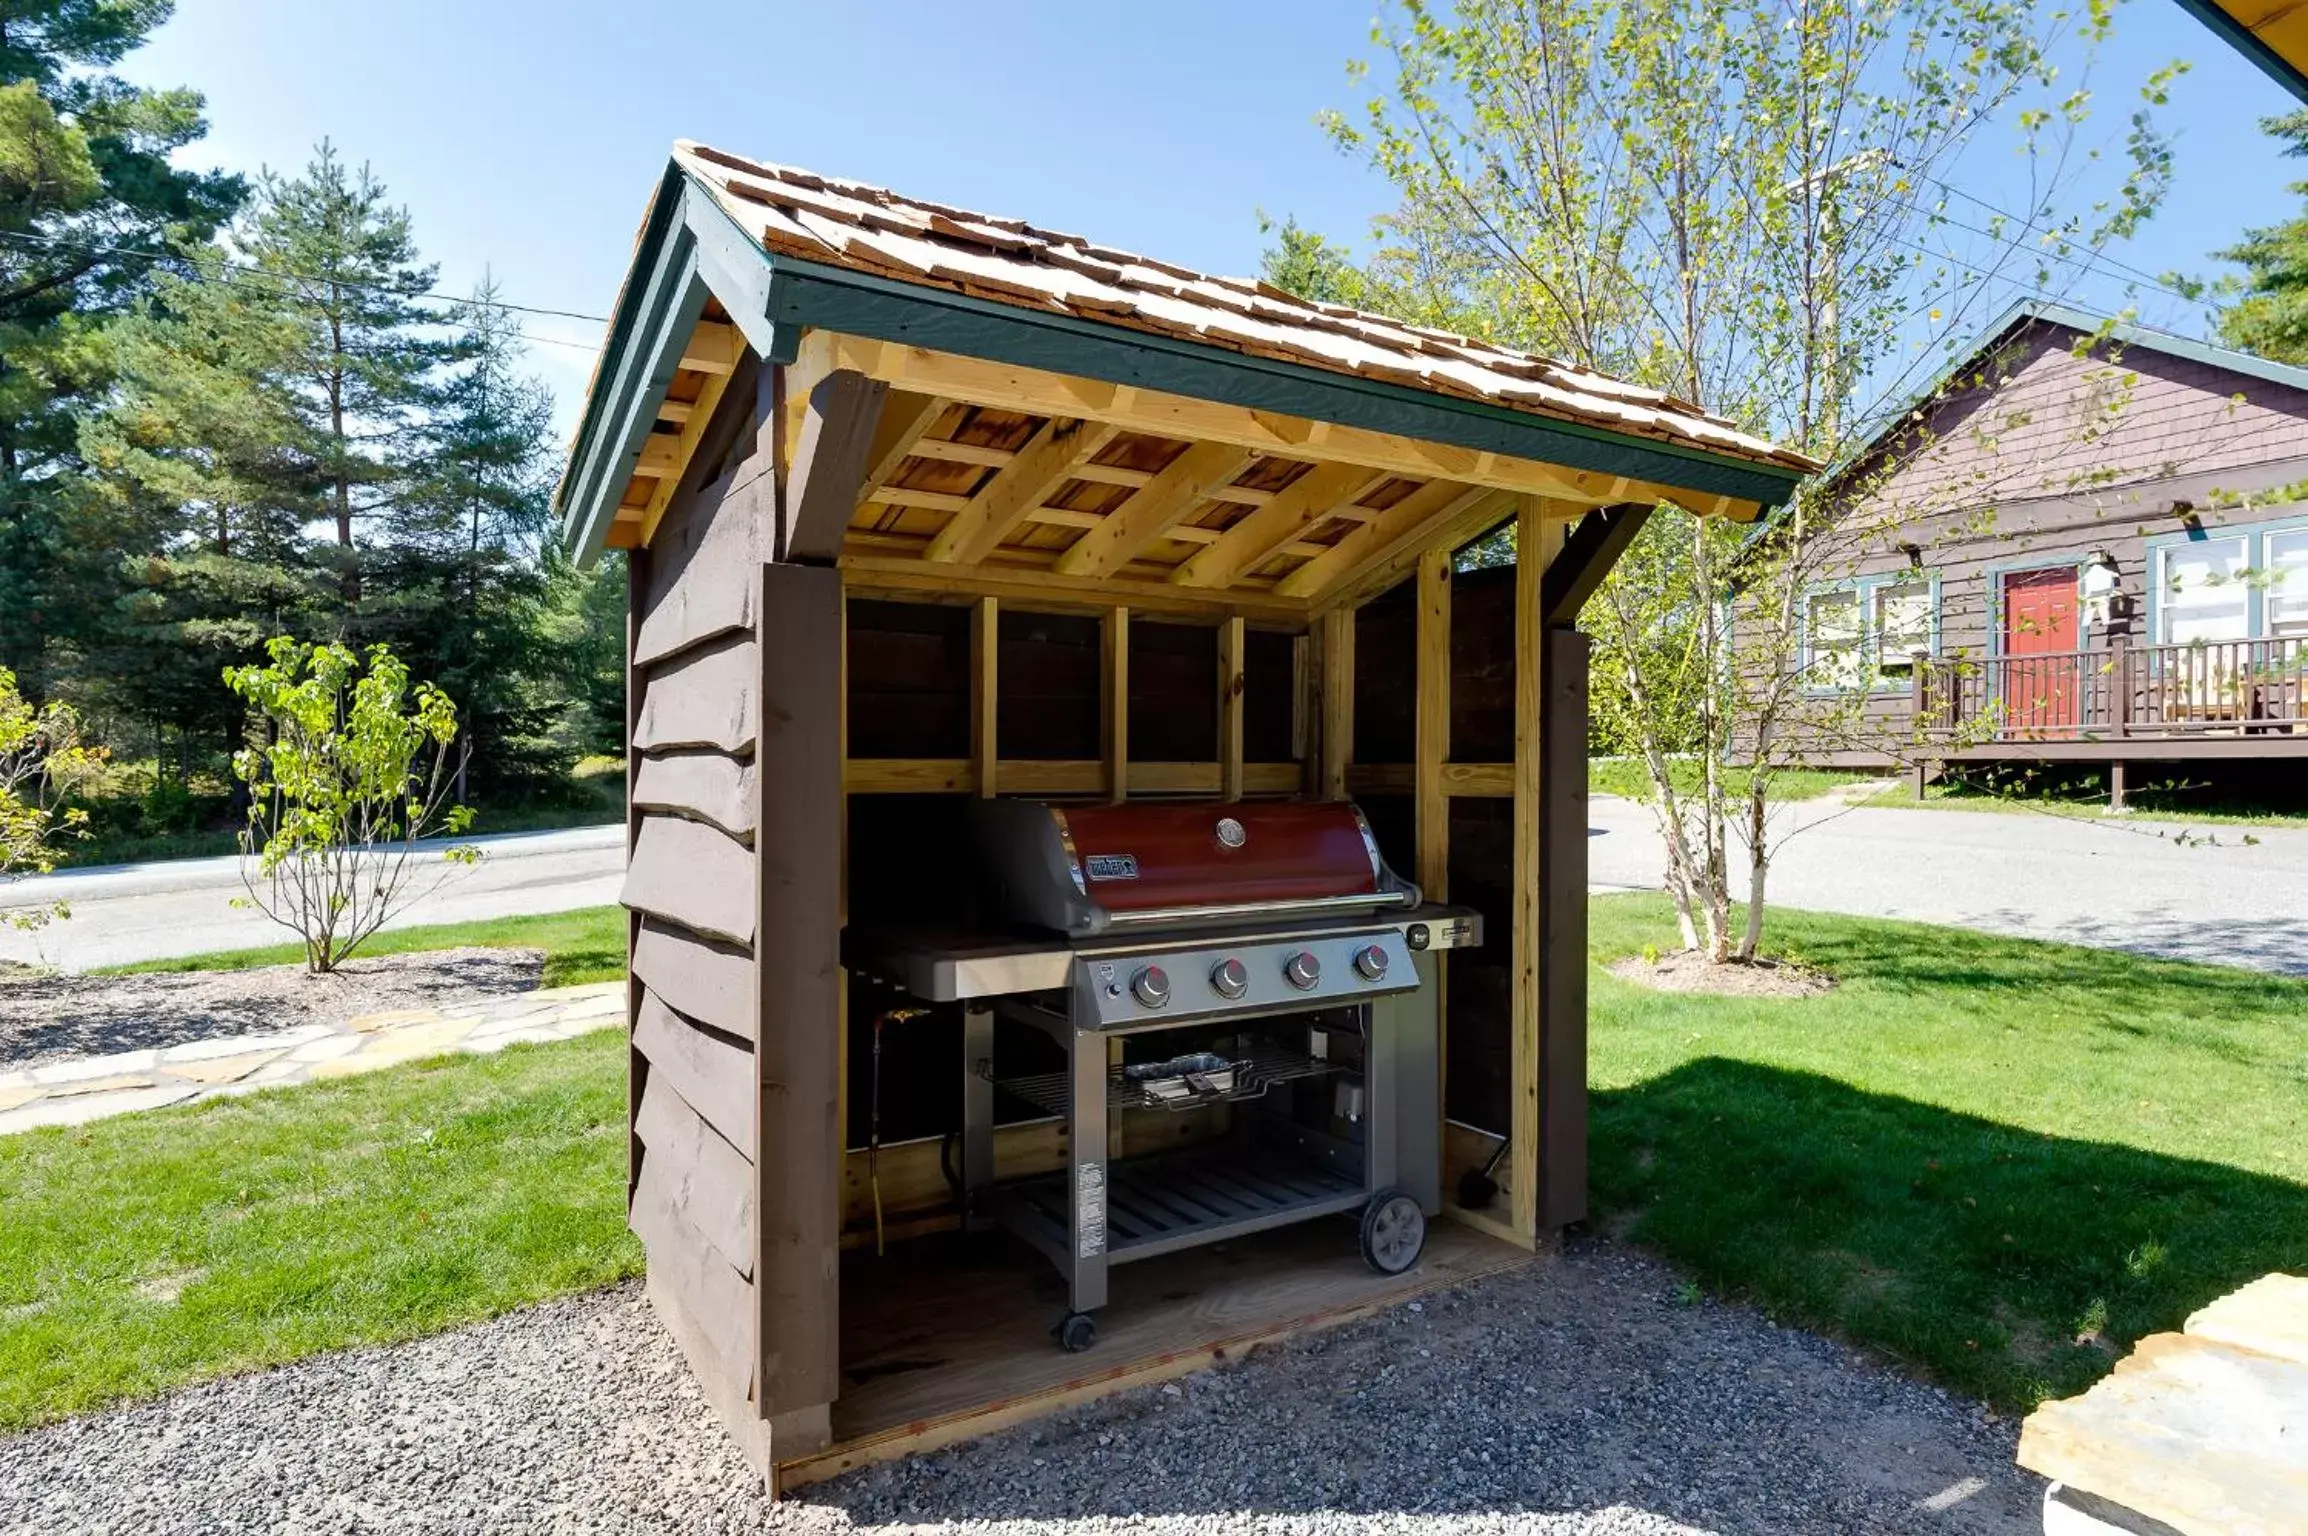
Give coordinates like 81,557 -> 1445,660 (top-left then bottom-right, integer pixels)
1911,637 -> 2308,744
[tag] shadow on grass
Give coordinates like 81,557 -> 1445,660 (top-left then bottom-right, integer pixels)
1592,1055 -> 2308,1412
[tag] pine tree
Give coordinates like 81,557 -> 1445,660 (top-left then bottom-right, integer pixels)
0,0 -> 242,693
239,142 -> 448,615
2216,111 -> 2308,364
383,278 -> 565,799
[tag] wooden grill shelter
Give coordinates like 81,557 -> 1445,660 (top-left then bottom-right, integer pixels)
555,142 -> 1815,1492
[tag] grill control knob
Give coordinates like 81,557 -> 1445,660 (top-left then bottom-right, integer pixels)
1353,944 -> 1390,981
1209,957 -> 1249,1000
1130,964 -> 1171,1008
1283,950 -> 1322,991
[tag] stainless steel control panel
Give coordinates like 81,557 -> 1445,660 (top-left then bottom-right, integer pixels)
1073,928 -> 1418,1029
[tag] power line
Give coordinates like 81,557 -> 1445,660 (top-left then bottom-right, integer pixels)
0,227 -> 610,354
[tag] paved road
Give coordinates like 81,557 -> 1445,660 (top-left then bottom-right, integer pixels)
1591,792 -> 2308,975
0,825 -> 625,972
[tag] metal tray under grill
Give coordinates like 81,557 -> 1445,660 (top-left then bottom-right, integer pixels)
996,1145 -> 1368,1268
984,1042 -> 1346,1116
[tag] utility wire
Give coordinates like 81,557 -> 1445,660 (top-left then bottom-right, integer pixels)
0,227 -> 611,354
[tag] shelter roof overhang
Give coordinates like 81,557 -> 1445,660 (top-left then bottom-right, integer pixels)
556,149 -> 1817,615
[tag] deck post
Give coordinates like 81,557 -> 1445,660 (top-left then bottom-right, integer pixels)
2109,638 -> 2131,739
2108,759 -> 2128,813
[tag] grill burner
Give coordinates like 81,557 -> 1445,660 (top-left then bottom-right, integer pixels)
843,799 -> 1480,1353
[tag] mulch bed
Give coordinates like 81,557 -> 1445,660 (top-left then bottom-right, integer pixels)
0,948 -> 546,1070
1605,949 -> 1835,998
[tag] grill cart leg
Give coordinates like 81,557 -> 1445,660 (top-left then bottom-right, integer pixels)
1066,1026 -> 1111,1317
961,1003 -> 995,1232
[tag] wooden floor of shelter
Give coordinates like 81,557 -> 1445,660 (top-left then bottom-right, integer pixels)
779,1216 -> 1531,1489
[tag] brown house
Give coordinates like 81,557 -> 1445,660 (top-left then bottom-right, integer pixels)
1781,299 -> 2308,802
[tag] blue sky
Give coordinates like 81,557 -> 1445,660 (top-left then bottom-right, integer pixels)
123,0 -> 2308,431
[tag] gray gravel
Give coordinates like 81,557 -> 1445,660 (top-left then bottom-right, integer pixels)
0,947 -> 545,1068
0,1239 -> 2041,1534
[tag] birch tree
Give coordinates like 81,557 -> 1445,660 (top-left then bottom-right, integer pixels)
1314,0 -> 2179,961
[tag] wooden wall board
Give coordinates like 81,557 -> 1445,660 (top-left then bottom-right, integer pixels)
1103,607 -> 1129,802
635,990 -> 757,1158
624,815 -> 756,947
645,1269 -> 770,1482
633,633 -> 758,753
632,750 -> 757,841
632,1151 -> 756,1402
633,918 -> 756,1042
1539,624 -> 1591,1230
1218,616 -> 1246,800
636,1071 -> 756,1277
752,562 -> 845,1418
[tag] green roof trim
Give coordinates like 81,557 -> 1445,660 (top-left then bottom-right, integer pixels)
557,162 -> 1811,564
2172,0 -> 2308,106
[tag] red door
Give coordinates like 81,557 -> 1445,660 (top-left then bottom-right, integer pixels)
2001,567 -> 2080,735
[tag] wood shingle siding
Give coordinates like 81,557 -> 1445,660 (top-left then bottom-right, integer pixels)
635,1072 -> 756,1276
632,633 -> 758,754
623,814 -> 757,947
633,989 -> 755,1156
632,918 -> 757,1042
632,750 -> 758,841
630,1154 -> 755,1397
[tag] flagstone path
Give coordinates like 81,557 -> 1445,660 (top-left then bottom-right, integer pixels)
0,980 -> 624,1136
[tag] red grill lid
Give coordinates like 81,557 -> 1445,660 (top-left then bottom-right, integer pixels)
972,800 -> 1417,936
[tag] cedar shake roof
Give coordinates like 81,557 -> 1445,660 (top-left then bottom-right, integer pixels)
674,142 -> 1819,478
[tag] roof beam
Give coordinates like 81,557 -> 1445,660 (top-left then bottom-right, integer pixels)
635,352 -> 737,546
1276,480 -> 1496,601
1171,462 -> 1389,589
928,417 -> 1122,564
680,322 -> 742,375
1052,440 -> 1255,578
801,331 -> 1762,517
1543,503 -> 1654,626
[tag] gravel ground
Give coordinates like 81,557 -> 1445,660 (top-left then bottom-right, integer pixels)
0,1239 -> 2042,1535
0,947 -> 544,1068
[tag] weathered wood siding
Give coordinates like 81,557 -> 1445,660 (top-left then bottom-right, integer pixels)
623,358 -> 770,1465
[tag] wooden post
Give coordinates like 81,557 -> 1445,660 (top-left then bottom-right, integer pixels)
1103,607 -> 1129,804
1219,615 -> 1246,802
752,564 -> 843,1451
2110,637 -> 2131,739
2109,759 -> 2128,813
1414,549 -> 1451,899
972,596 -> 998,798
1511,506 -> 1572,1243
1538,623 -> 1590,1232
1318,607 -> 1354,800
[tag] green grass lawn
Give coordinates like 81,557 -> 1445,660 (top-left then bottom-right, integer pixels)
0,1032 -> 635,1432
1864,776 -> 2308,829
1588,892 -> 2308,1412
100,906 -> 628,989
1588,757 -> 1872,804
12,892 -> 2302,1431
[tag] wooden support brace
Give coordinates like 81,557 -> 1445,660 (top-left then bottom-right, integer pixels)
1319,607 -> 1354,801
1414,549 -> 1451,899
1218,615 -> 1246,802
972,596 -> 998,799
782,369 -> 889,563
1104,607 -> 1130,804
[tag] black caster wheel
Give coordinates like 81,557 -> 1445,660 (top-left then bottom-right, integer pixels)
1359,1188 -> 1426,1275
1055,1311 -> 1098,1353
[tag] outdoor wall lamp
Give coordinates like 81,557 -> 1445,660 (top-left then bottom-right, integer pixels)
2082,549 -> 2121,626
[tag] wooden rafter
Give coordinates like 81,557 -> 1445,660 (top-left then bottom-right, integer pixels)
926,418 -> 1122,564
1274,481 -> 1492,600
1053,441 -> 1255,578
1171,462 -> 1388,589
680,322 -> 742,375
859,392 -> 948,498
797,330 -> 1761,518
637,362 -> 734,546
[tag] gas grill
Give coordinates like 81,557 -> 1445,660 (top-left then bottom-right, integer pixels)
844,799 -> 1480,1352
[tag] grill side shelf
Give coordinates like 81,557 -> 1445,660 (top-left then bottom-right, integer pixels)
984,1044 -> 1348,1117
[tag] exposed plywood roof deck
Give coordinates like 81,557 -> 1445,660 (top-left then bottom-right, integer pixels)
564,145 -> 1814,614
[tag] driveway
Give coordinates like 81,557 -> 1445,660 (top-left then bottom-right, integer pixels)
0,825 -> 625,971
1591,793 -> 2308,975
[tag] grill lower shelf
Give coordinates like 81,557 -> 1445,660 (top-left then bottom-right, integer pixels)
996,1145 -> 1368,1268
986,1042 -> 1347,1117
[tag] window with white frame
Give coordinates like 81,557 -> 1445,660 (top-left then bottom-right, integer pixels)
2155,536 -> 2250,644
2269,528 -> 2308,639
1805,576 -> 1933,688
1873,580 -> 1934,675
1806,589 -> 1865,688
